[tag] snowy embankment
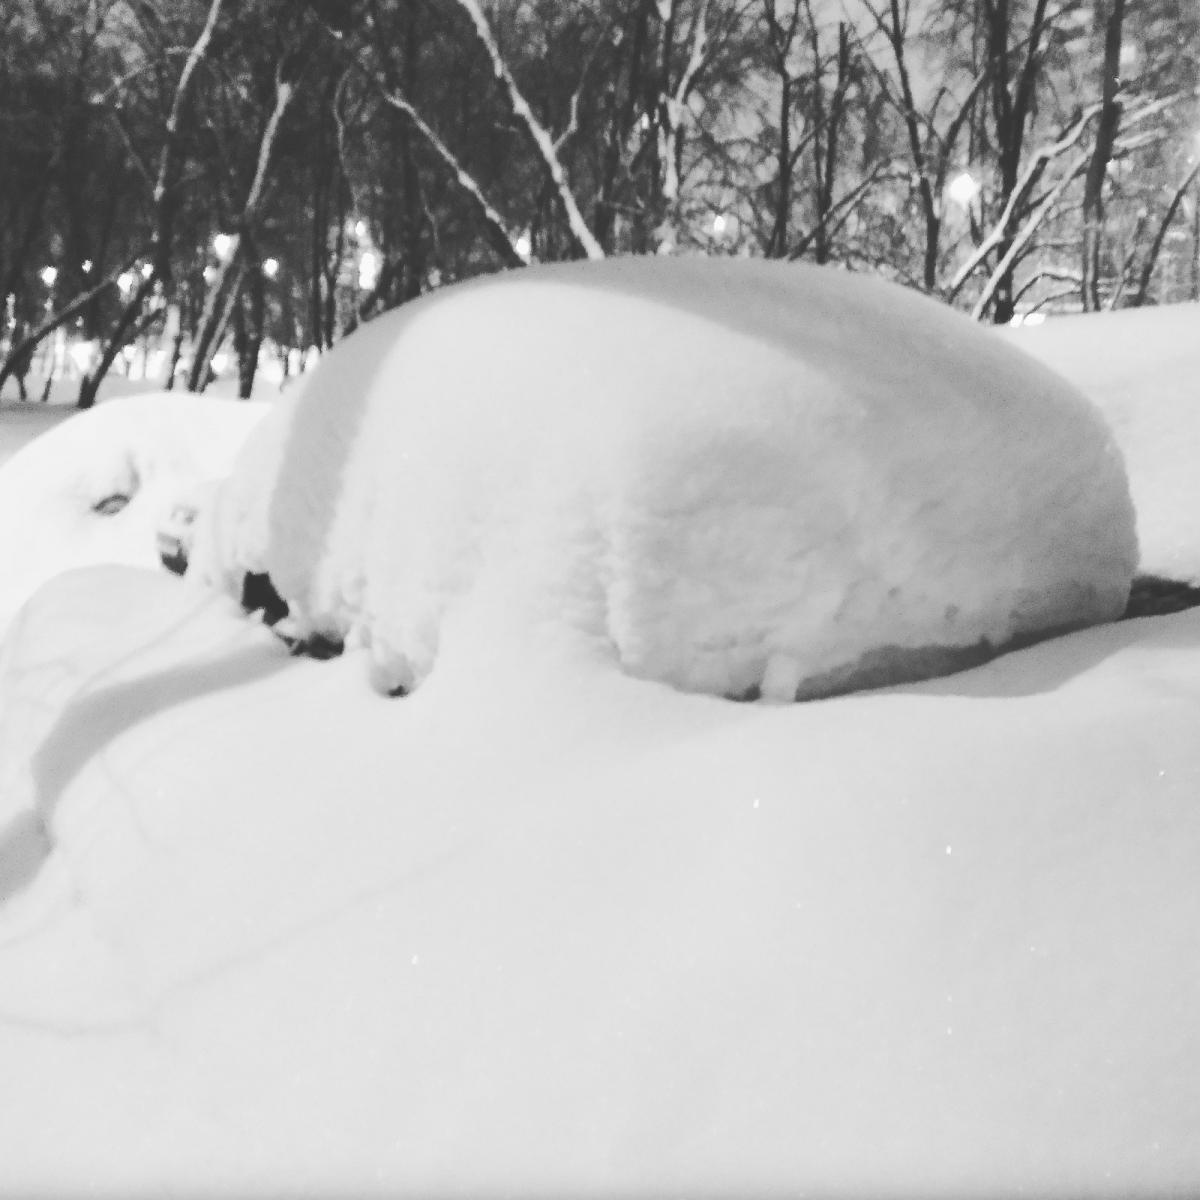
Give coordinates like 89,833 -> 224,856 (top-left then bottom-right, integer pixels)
0,265 -> 1197,1197
1002,303 -> 1200,585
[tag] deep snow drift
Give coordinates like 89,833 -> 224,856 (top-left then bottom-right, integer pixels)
196,258 -> 1137,700
0,392 -> 266,631
1004,303 -> 1200,584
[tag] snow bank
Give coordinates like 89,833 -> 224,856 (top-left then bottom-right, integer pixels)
1004,303 -> 1200,583
197,258 -> 1137,700
0,392 -> 266,631
0,564 -> 1198,1195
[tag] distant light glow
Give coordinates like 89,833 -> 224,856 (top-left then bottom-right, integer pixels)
140,261 -> 153,278
69,341 -> 95,372
947,170 -> 980,209
515,232 -> 532,260
117,271 -> 135,296
263,257 -> 280,279
82,259 -> 93,274
358,251 -> 379,291
40,266 -> 58,288
354,220 -> 368,240
212,232 -> 234,262
710,212 -> 738,241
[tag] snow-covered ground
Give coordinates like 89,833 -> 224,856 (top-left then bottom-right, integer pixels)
0,268 -> 1197,1197
1003,303 -> 1200,584
0,391 -> 267,631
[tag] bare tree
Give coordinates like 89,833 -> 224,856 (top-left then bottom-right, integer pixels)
187,55 -> 300,393
1129,158 -> 1200,306
454,0 -> 604,259
859,0 -> 989,290
76,0 -> 227,408
1080,0 -> 1126,310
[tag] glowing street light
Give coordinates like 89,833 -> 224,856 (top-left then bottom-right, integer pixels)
515,232 -> 532,261
263,257 -> 280,279
40,265 -> 58,288
357,250 -> 379,291
212,232 -> 234,262
947,170 -> 981,209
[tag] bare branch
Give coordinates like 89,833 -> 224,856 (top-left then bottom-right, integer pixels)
0,259 -> 136,396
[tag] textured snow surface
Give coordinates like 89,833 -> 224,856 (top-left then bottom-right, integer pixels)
1005,303 -> 1200,583
198,258 -> 1137,700
0,566 -> 1198,1196
0,392 -> 266,631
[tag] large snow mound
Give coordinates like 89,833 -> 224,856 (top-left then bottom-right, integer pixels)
0,392 -> 266,632
197,258 -> 1137,699
1004,303 -> 1200,584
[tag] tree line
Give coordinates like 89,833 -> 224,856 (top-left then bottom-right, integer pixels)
1,0 -> 1197,404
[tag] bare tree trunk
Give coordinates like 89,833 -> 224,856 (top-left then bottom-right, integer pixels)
188,71 -> 295,391
77,0 -> 227,407
879,0 -> 940,289
760,0 -> 801,259
1,261 -> 133,403
811,19 -> 852,264
1130,159 -> 1200,306
1080,0 -> 1125,311
595,0 -> 653,252
237,262 -> 265,398
1192,178 -> 1199,303
983,0 -> 1050,322
399,0 -> 426,302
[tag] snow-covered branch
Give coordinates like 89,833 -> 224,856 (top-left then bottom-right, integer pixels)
970,150 -> 1088,320
453,0 -> 604,260
946,104 -> 1100,301
187,63 -> 298,392
152,0 -> 225,215
657,0 -> 712,208
378,85 -> 528,270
